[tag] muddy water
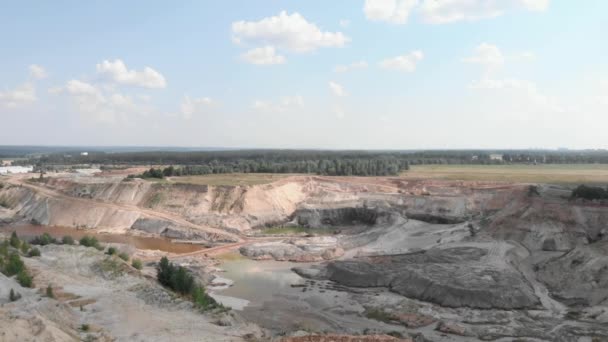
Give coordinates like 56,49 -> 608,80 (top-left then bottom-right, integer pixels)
0,224 -> 205,254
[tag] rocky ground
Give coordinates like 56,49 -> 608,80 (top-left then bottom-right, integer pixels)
2,173 -> 608,341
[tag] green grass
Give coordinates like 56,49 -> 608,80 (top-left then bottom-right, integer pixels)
170,173 -> 297,186
401,164 -> 608,184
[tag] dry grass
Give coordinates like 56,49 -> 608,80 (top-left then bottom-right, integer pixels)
169,173 -> 297,186
401,164 -> 608,184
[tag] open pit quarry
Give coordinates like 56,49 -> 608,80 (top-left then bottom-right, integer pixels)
1,172 -> 608,341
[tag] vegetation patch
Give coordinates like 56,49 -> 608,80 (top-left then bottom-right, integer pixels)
571,185 -> 608,200
146,192 -> 165,208
156,256 -> 225,312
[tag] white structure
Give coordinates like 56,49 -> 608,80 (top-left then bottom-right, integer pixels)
80,152 -> 89,156
489,154 -> 503,161
0,166 -> 34,174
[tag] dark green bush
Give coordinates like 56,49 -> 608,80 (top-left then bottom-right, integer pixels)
571,185 -> 608,200
30,233 -> 57,246
16,269 -> 33,288
61,235 -> 75,245
27,247 -> 41,257
46,284 -> 54,298
9,288 -> 21,302
79,235 -> 102,250
106,247 -> 117,255
9,232 -> 20,249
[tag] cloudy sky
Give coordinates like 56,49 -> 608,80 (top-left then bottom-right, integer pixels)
1,1 -> 607,149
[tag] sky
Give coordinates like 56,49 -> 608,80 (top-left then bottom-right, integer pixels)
1,0 -> 607,149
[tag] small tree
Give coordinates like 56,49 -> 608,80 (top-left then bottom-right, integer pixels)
46,284 -> 54,298
118,252 -> 129,262
27,247 -> 41,257
105,247 -> 117,255
62,235 -> 75,245
9,288 -> 21,302
9,231 -> 20,249
16,270 -> 33,288
131,259 -> 143,270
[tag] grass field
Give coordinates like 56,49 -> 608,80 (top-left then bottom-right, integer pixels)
401,164 -> 608,184
169,173 -> 295,186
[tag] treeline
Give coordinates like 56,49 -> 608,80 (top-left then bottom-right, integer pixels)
571,185 -> 608,200
130,157 -> 410,177
157,256 -> 222,311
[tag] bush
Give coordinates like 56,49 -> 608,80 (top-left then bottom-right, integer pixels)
106,247 -> 117,255
571,185 -> 608,200
9,232 -> 20,249
118,252 -> 129,262
9,288 -> 21,302
61,235 -> 75,245
79,236 -> 102,250
4,252 -> 25,276
16,270 -> 33,288
30,233 -> 57,246
80,324 -> 90,332
156,257 -> 221,311
46,284 -> 54,298
27,247 -> 41,257
131,259 -> 143,270
20,241 -> 30,254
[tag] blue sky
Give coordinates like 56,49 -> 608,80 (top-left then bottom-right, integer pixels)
1,0 -> 607,149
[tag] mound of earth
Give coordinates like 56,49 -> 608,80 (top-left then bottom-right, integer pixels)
240,236 -> 344,262
323,246 -> 540,309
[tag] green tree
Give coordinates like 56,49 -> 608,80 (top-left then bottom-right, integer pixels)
9,232 -> 20,249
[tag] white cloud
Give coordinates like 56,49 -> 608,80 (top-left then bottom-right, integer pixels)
379,50 -> 424,72
240,46 -> 286,65
29,64 -> 48,79
232,11 -> 350,53
463,43 -> 505,71
96,59 -> 167,89
470,78 -> 563,114
419,0 -> 550,24
329,81 -> 347,97
0,83 -> 37,108
364,0 -> 419,24
179,95 -> 213,120
59,79 -> 153,123
339,19 -> 350,28
252,95 -> 304,112
334,60 -> 368,73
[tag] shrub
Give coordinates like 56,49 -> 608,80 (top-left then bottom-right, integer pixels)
20,241 -> 30,254
9,288 -> 21,302
571,185 -> 608,200
61,235 -> 75,245
27,247 -> 41,257
16,270 -> 33,288
46,284 -> 54,298
79,236 -> 102,250
105,247 -> 117,255
30,233 -> 57,246
156,257 -> 221,312
9,232 -> 20,249
80,324 -> 90,332
4,252 -> 25,276
118,252 -> 129,262
131,259 -> 143,270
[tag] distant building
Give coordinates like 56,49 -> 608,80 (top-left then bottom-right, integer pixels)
489,154 -> 503,161
0,166 -> 34,174
80,152 -> 89,156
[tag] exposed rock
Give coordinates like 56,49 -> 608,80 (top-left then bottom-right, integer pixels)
240,236 -> 344,262
435,321 -> 468,336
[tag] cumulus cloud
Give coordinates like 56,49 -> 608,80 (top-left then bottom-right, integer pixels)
329,81 -> 347,97
240,46 -> 286,65
379,50 -> 424,72
29,64 -> 48,79
364,0 -> 419,24
96,59 -> 167,89
179,95 -> 213,120
364,0 -> 550,25
419,0 -> 550,24
334,61 -> 368,73
463,43 -> 505,71
0,83 -> 37,108
232,11 -> 350,53
59,79 -> 153,123
252,95 -> 304,112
